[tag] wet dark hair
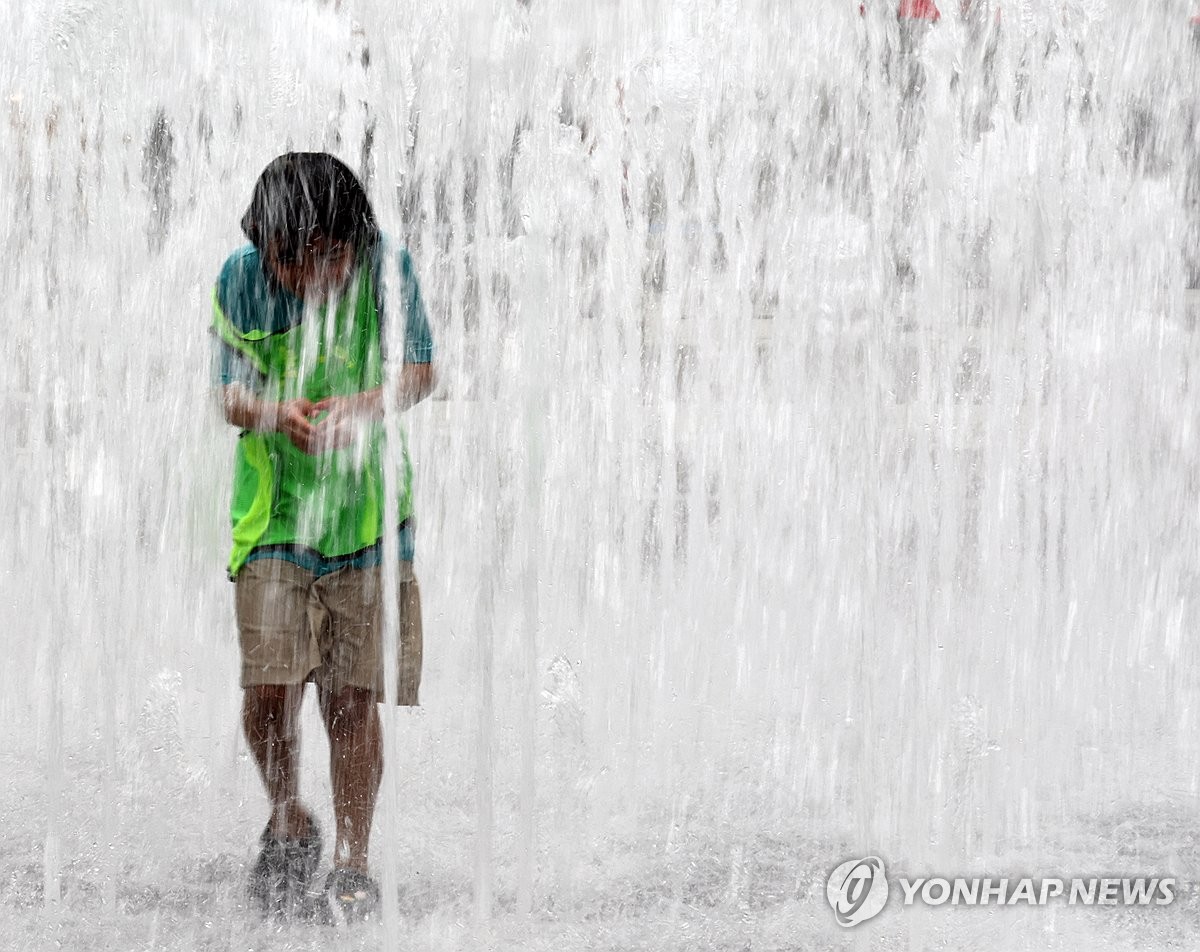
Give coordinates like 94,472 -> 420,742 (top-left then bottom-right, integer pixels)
241,152 -> 379,262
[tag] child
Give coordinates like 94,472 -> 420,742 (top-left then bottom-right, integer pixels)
211,152 -> 434,921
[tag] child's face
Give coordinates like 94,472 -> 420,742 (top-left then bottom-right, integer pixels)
265,233 -> 355,299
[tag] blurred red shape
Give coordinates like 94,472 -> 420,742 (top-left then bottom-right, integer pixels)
899,0 -> 941,19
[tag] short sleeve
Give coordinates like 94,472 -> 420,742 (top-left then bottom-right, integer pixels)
210,247 -> 269,391
380,247 -> 434,364
212,336 -> 263,390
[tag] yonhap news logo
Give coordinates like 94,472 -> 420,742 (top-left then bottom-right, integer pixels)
826,856 -> 890,926
826,855 -> 1175,927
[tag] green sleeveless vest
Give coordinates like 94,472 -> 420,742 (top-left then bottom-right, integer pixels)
211,260 -> 413,577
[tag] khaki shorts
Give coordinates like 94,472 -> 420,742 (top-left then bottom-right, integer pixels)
235,558 -> 422,705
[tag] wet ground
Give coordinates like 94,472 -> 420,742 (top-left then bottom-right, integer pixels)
4,737 -> 1200,952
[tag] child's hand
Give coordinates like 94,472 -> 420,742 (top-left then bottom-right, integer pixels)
276,398 -> 321,453
308,396 -> 362,453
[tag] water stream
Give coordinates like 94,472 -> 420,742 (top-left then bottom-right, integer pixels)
3,1 -> 1200,949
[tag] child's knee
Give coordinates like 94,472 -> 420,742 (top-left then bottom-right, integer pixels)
321,686 -> 377,733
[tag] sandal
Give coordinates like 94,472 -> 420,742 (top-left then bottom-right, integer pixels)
246,814 -> 324,919
325,866 -> 381,923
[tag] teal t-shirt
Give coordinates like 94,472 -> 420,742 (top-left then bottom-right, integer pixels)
211,239 -> 433,573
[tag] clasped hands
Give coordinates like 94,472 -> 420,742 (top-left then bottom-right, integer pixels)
276,393 -> 379,455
